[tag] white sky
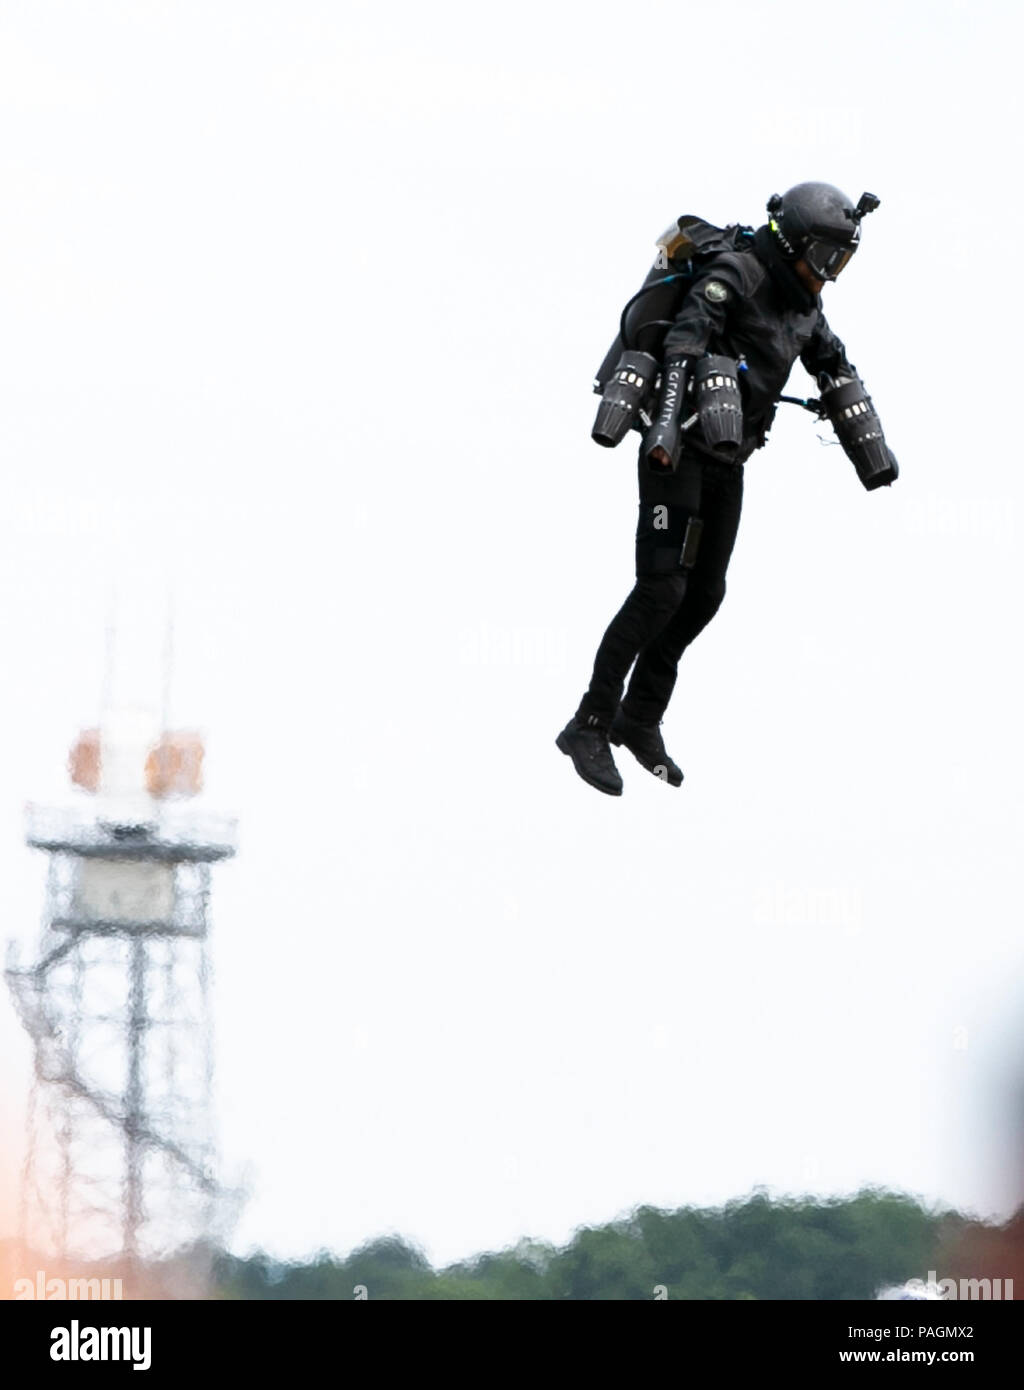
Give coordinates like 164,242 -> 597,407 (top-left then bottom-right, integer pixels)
2,0 -> 1023,1268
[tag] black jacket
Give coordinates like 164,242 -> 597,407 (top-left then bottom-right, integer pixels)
662,225 -> 855,463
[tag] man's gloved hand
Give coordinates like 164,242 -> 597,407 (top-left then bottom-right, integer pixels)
642,422 -> 682,473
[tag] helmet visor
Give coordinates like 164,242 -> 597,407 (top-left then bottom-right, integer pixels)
803,237 -> 857,281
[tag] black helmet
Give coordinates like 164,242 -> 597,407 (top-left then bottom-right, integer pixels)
766,182 -> 879,280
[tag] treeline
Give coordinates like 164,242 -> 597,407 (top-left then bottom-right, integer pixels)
7,1188 -> 1017,1299
211,1188 -> 992,1300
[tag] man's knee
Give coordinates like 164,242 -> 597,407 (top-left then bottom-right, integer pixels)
632,572 -> 689,618
706,575 -> 727,611
689,576 -> 727,627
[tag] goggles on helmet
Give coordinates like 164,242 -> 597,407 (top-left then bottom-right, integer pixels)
802,235 -> 857,281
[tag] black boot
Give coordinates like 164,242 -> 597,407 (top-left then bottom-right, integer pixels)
556,717 -> 623,796
609,708 -> 683,786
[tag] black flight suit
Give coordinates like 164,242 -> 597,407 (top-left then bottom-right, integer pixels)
576,225 -> 856,729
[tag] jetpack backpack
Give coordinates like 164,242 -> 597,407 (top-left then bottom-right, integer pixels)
593,215 -> 755,394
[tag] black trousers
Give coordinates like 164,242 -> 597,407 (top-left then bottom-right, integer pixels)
576,449 -> 744,728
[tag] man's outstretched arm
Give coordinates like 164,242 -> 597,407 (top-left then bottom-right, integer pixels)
799,312 -> 855,387
802,315 -> 899,490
